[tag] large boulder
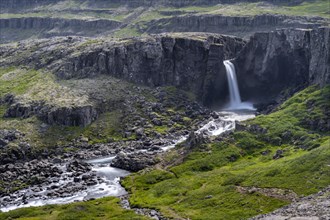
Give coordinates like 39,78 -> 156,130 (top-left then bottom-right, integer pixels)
111,151 -> 158,172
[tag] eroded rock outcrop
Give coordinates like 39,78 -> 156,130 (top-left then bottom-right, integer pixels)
57,34 -> 245,106
139,14 -> 327,38
3,98 -> 98,127
0,17 -> 121,43
0,0 -> 311,12
1,29 -> 328,115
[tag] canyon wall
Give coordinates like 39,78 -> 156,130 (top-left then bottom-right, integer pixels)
140,14 -> 325,38
0,33 -> 245,125
52,34 -> 245,106
1,28 -> 328,125
234,27 -> 330,103
0,0 -> 306,12
0,17 -> 121,43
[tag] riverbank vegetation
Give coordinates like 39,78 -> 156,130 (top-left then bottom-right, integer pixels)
2,85 -> 329,219
122,85 -> 330,219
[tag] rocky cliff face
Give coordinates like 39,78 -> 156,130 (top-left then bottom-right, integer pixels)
234,27 -> 330,103
0,0 -> 306,12
309,27 -> 330,87
56,34 -> 245,104
0,33 -> 245,107
0,17 -> 121,43
1,94 -> 98,127
140,14 -> 326,38
1,28 -> 328,125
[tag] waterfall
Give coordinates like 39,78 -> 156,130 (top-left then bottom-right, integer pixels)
223,60 -> 254,110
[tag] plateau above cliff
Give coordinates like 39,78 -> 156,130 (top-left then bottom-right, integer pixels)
0,0 -> 329,43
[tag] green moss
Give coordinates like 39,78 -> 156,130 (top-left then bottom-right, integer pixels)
0,197 -> 150,220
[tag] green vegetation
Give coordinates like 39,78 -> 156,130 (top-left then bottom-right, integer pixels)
0,67 -> 90,107
112,26 -> 142,38
0,12 -> 127,21
0,67 -> 127,146
121,85 -> 330,219
159,0 -> 330,18
2,0 -> 328,20
0,197 -> 150,220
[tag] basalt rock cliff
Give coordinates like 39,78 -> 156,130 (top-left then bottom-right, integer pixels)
0,33 -> 245,126
0,33 -> 245,107
0,17 -> 121,43
1,28 -> 329,126
234,27 -> 330,103
0,0 -> 309,12
139,14 -> 326,38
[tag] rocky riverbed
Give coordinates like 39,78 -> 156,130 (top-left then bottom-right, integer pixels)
0,110 -> 255,212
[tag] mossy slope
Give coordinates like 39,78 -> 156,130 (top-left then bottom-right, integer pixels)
122,85 -> 330,220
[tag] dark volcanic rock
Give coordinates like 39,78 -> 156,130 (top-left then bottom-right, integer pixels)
111,152 -> 158,172
0,33 -> 245,106
58,33 -> 244,106
139,14 -> 326,38
66,160 -> 92,173
309,27 -> 330,87
5,99 -> 98,127
0,0 -> 317,13
234,27 -> 330,104
251,186 -> 330,220
185,132 -> 206,149
0,17 -> 121,43
41,105 -> 98,127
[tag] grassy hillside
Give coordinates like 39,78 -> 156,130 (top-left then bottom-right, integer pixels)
121,85 -> 330,219
1,0 -> 329,41
0,67 -> 128,147
2,0 -> 329,20
0,197 -> 150,220
2,85 -> 328,219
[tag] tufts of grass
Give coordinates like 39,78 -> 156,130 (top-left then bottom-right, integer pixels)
0,197 -> 150,220
0,67 -> 90,107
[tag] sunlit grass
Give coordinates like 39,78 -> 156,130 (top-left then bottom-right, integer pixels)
122,85 -> 330,219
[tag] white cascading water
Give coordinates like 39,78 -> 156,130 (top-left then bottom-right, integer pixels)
223,60 -> 254,110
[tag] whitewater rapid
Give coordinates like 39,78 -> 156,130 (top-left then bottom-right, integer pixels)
0,157 -> 129,212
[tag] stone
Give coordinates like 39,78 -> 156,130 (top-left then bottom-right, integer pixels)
273,150 -> 284,160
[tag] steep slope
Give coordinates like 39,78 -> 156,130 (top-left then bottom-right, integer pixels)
122,85 -> 330,220
234,27 -> 330,104
0,33 -> 245,109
